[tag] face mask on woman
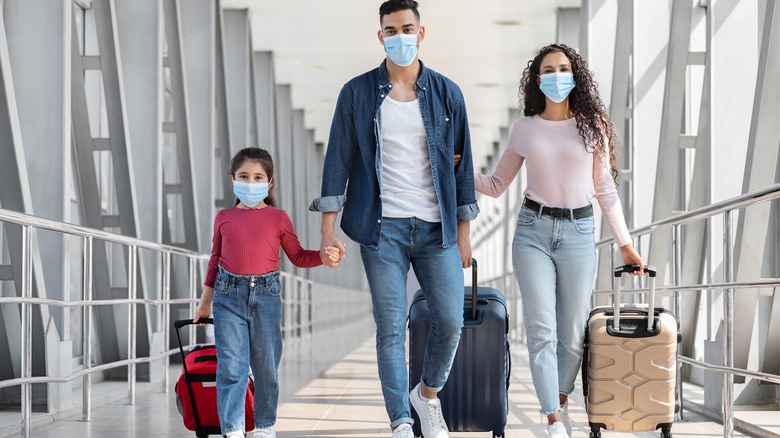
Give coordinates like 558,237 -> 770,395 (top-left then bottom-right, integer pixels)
539,72 -> 576,103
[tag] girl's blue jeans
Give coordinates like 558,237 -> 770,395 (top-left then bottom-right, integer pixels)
212,266 -> 282,434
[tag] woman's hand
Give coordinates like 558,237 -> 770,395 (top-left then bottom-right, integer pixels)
619,243 -> 644,275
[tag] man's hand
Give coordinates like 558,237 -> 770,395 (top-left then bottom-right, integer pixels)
320,212 -> 346,268
457,221 -> 472,268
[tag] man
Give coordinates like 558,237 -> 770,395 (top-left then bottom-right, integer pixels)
309,1 -> 478,437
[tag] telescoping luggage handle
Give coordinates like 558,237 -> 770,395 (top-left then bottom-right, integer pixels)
613,265 -> 657,331
174,318 -> 214,378
471,258 -> 478,320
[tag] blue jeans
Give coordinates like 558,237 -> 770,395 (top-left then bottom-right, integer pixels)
360,217 -> 464,429
512,205 -> 596,415
212,266 -> 282,434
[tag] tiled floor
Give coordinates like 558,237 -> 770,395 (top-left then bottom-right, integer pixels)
7,338 -> 770,437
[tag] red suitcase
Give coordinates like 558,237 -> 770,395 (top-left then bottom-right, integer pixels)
174,319 -> 255,437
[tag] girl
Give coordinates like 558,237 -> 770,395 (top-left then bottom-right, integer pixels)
474,44 -> 644,438
194,147 -> 340,438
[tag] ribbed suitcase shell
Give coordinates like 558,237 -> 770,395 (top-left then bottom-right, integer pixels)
174,319 -> 255,437
409,286 -> 509,437
584,305 -> 679,433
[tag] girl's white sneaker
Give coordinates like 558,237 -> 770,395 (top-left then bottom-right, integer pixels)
253,426 -> 276,438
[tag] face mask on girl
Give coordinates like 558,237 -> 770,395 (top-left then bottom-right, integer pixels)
539,72 -> 576,103
233,181 -> 269,208
384,33 -> 418,67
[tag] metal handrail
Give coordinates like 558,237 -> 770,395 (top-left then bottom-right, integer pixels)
595,182 -> 780,246
593,183 -> 780,438
0,207 -> 208,259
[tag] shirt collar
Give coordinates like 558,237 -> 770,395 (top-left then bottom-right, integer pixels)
377,59 -> 429,92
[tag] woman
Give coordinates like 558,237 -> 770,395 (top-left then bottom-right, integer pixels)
474,44 -> 644,438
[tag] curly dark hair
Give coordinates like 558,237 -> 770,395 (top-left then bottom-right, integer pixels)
379,0 -> 420,24
229,147 -> 276,207
520,43 -> 618,182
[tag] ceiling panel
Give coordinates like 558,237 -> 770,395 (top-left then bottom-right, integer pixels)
222,0 -> 580,166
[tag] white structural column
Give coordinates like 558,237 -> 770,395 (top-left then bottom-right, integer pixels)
275,84 -> 294,272
180,0 -> 216,253
214,0 -> 233,208
732,0 -> 780,382
114,0 -> 163,360
223,9 -> 252,153
291,108 -> 308,276
254,52 -> 277,154
0,2 -> 57,406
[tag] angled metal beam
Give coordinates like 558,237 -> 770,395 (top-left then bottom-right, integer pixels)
180,0 -> 216,252
733,0 -> 780,381
597,0 -> 634,296
162,0 -> 200,251
214,0 -> 233,208
70,12 -> 122,373
648,0 -> 694,286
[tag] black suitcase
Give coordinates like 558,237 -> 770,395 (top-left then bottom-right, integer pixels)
408,259 -> 510,438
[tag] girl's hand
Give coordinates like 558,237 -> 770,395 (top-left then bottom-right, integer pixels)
454,154 -> 462,166
193,302 -> 211,325
620,243 -> 644,276
321,246 -> 342,267
193,287 -> 213,325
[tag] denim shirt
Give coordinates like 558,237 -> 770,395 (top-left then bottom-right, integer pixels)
309,60 -> 479,249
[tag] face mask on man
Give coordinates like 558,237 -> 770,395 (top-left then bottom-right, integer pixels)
233,181 -> 269,207
384,33 -> 418,67
539,72 -> 576,103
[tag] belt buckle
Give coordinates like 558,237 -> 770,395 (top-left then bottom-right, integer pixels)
550,207 -> 564,218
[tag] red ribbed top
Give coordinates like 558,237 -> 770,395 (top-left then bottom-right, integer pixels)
204,206 -> 321,287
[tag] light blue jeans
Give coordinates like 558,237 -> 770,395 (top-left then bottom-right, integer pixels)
512,205 -> 596,415
360,217 -> 464,429
212,266 -> 282,434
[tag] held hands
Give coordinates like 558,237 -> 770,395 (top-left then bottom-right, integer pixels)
320,234 -> 346,268
620,243 -> 645,276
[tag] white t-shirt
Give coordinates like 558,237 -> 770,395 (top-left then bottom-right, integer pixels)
379,96 -> 441,222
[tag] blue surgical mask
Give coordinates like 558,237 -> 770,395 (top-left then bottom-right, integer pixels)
539,72 -> 576,103
233,181 -> 269,208
383,33 -> 418,67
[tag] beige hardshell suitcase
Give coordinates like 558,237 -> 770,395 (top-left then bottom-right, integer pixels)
583,265 -> 680,438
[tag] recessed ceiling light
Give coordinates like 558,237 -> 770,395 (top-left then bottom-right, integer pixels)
494,20 -> 522,26
308,64 -> 328,71
476,83 -> 499,88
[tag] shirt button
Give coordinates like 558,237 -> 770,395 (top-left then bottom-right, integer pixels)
380,94 -> 385,98
388,84 -> 393,88
377,219 -> 382,223
445,117 -> 450,121
250,282 -> 255,287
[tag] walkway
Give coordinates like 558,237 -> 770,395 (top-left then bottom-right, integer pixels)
19,337 -> 766,437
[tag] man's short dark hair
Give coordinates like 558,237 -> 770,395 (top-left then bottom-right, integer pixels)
379,0 -> 420,24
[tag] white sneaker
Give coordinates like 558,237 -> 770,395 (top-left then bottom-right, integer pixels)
560,401 -> 572,436
253,426 -> 276,438
392,423 -> 415,438
226,432 -> 244,438
409,383 -> 449,438
548,421 -> 570,438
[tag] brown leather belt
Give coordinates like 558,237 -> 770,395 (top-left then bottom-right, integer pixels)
523,197 -> 593,219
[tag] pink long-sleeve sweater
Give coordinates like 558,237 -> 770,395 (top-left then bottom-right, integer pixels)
204,206 -> 322,287
474,115 -> 632,247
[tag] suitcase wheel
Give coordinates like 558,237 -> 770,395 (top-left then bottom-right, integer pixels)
492,432 -> 505,438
